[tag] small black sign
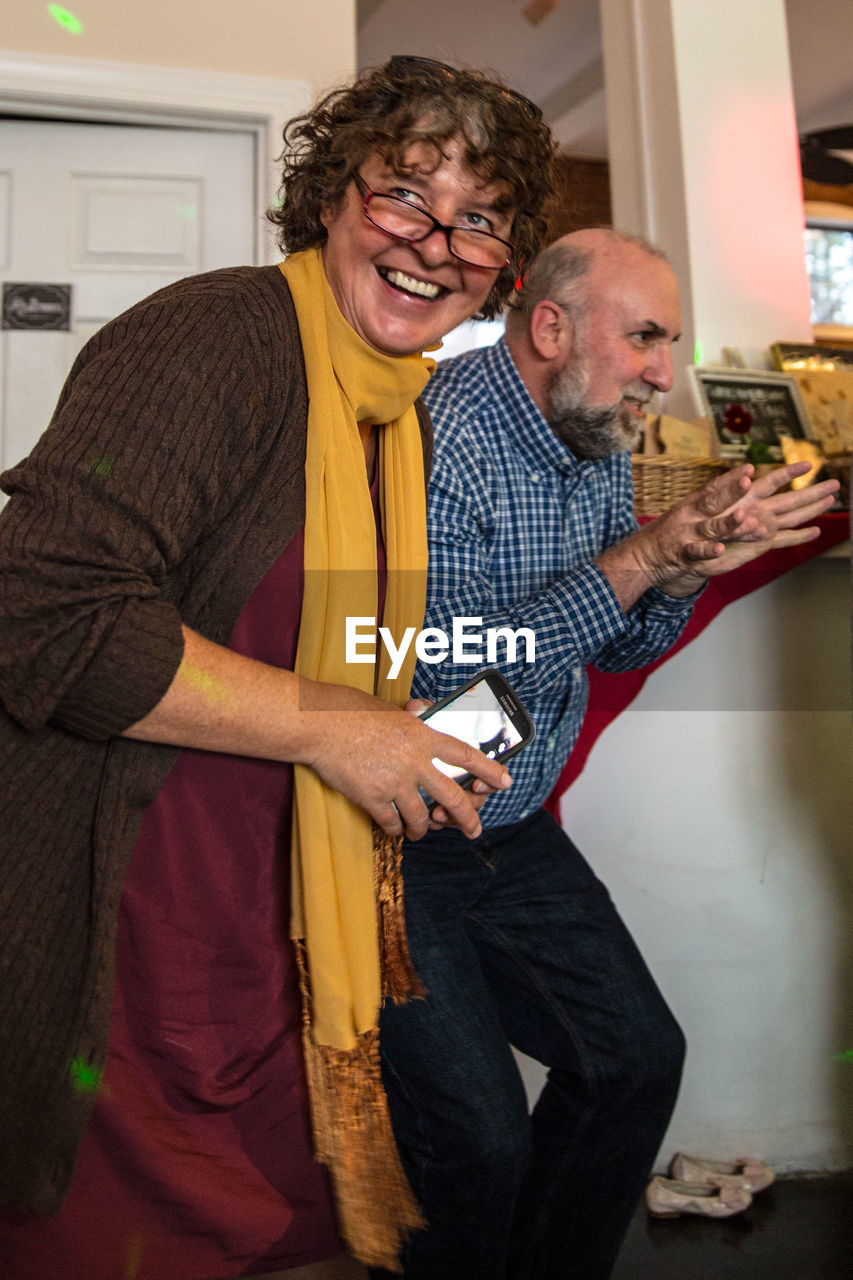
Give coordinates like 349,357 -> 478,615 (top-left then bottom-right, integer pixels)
2,282 -> 72,331
689,367 -> 811,446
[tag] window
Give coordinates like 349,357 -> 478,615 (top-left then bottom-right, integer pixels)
804,201 -> 853,333
805,225 -> 853,325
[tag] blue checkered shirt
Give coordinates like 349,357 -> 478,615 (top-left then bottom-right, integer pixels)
415,337 -> 696,826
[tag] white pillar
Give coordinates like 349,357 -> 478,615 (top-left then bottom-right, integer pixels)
600,0 -> 813,417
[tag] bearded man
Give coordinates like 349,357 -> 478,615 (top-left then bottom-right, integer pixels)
369,228 -> 837,1280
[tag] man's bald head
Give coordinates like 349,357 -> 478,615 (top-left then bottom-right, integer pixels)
505,228 -> 671,336
504,228 -> 681,459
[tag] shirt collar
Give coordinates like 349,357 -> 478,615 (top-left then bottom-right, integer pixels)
487,337 -> 582,475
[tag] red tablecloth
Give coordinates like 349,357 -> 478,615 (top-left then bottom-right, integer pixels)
546,511 -> 850,812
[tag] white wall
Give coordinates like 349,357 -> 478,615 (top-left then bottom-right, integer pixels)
552,552 -> 853,1173
5,0 -> 355,93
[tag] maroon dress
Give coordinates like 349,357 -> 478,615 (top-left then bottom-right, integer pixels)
0,474 -> 386,1279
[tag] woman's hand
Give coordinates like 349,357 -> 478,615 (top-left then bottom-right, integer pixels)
403,697 -> 502,833
124,627 -> 510,841
294,684 -> 512,841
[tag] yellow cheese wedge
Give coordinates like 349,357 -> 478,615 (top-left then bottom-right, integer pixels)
778,436 -> 825,489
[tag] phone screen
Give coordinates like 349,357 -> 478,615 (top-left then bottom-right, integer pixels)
425,677 -> 524,781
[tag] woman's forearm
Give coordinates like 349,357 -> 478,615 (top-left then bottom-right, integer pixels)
124,626 -> 511,840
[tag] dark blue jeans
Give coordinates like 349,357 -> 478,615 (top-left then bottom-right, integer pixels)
371,809 -> 685,1280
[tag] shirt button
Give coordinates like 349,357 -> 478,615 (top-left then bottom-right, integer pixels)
529,472 -> 539,482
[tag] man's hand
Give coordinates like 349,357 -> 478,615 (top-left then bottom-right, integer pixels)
595,462 -> 839,609
655,461 -> 840,596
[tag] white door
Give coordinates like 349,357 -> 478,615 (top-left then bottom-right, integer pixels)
0,118 -> 260,477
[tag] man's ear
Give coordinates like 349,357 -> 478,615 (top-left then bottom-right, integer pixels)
529,300 -> 574,362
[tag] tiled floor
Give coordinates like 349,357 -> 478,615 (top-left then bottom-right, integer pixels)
612,1170 -> 853,1279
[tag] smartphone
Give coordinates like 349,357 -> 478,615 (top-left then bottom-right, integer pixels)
417,669 -> 535,810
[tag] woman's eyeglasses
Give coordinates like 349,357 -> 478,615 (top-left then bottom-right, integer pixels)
388,55 -> 543,123
353,172 -> 515,270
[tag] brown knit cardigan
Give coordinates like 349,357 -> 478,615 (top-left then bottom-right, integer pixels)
0,265 -> 431,1213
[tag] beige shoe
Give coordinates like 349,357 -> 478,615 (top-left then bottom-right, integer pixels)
669,1152 -> 775,1194
645,1174 -> 753,1219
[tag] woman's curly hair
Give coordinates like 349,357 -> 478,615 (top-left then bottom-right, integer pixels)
267,59 -> 557,319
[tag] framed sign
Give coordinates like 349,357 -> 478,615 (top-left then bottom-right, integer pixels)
688,367 -> 811,447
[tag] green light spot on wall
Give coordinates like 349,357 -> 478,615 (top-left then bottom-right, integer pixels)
693,340 -> 703,366
69,1056 -> 102,1094
48,5 -> 83,35
832,1048 -> 853,1064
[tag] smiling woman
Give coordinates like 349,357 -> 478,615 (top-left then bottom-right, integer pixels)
319,139 -> 514,355
269,57 -> 555,322
0,55 -> 555,1280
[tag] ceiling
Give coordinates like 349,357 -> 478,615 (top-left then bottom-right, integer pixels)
357,0 -> 853,159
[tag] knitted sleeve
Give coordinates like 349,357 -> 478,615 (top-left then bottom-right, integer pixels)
0,271 -> 294,739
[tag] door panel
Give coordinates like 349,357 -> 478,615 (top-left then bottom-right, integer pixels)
70,174 -> 204,270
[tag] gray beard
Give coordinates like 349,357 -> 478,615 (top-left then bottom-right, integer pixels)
545,364 -> 644,460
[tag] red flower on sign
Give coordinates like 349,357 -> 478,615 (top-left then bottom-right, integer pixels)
724,402 -> 753,434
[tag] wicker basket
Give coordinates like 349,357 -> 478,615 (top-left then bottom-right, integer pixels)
632,456 -> 728,516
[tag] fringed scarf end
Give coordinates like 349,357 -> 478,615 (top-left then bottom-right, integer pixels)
295,941 -> 425,1271
374,828 -> 427,1005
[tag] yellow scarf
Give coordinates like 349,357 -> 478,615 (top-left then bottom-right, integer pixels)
280,248 -> 431,1268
